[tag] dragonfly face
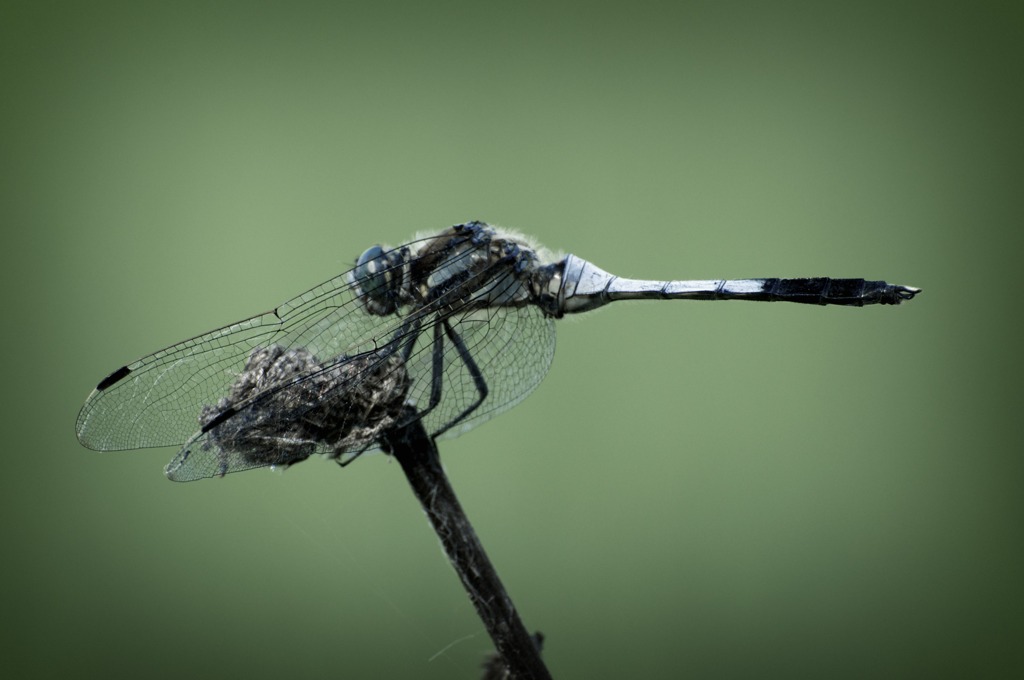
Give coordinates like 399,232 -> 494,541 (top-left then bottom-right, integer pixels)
351,244 -> 406,316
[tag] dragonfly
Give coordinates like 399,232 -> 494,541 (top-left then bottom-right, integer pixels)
76,221 -> 920,481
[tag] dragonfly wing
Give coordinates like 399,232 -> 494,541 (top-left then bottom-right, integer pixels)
75,268 -> 397,452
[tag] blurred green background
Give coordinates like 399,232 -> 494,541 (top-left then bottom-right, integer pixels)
2,1 -> 1021,678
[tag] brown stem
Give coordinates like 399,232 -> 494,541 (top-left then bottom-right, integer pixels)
381,413 -> 552,680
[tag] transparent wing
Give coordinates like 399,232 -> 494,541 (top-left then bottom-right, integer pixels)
407,305 -> 555,442
79,227 -> 558,481
163,298 -> 556,483
75,242 -> 429,453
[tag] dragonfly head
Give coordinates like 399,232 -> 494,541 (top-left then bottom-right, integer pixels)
351,244 -> 405,316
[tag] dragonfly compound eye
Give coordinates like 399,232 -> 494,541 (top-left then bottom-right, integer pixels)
352,245 -> 401,315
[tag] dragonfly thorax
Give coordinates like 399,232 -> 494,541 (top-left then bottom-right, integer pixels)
354,222 -> 566,320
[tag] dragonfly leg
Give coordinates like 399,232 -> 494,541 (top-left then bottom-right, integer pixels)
394,313 -> 446,421
426,321 -> 445,410
410,319 -> 446,423
431,319 -> 489,438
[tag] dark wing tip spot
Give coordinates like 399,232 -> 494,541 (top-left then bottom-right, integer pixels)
96,365 -> 132,390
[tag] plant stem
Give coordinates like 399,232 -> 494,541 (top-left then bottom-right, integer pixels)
381,414 -> 552,680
